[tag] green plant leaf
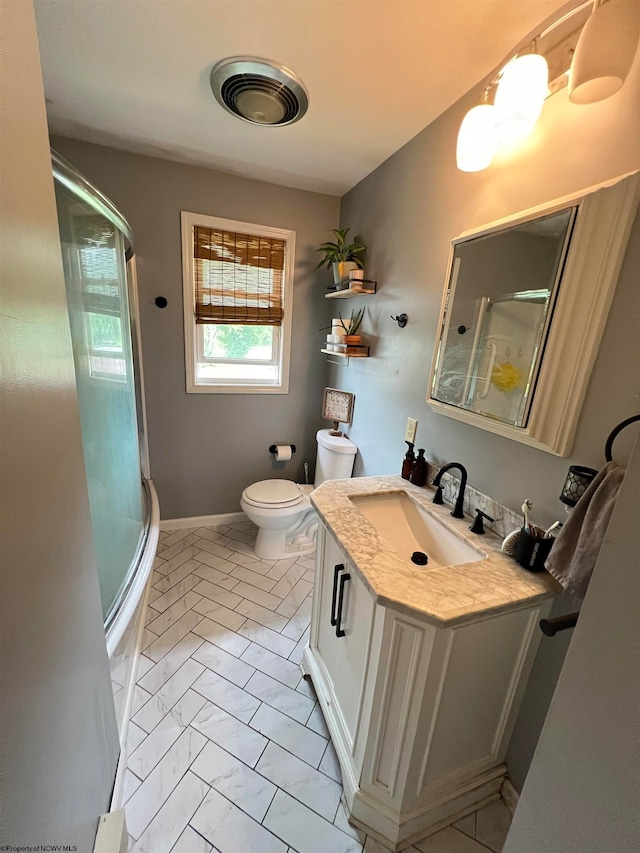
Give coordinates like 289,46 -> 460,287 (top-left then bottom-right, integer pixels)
338,306 -> 365,335
314,227 -> 366,276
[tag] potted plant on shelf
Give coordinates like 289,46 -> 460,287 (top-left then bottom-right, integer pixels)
339,307 -> 365,347
315,228 -> 366,289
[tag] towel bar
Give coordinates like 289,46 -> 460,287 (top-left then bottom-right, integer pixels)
539,612 -> 579,636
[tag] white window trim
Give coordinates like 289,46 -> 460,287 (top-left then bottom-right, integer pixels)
181,210 -> 295,394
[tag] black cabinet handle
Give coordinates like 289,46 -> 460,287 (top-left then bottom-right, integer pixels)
335,572 -> 351,638
330,564 -> 345,627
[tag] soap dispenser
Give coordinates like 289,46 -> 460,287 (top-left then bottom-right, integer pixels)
401,441 -> 415,480
410,449 -> 427,487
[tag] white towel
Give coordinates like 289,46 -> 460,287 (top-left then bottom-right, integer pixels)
545,461 -> 625,599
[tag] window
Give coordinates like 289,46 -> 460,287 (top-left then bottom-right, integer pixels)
181,211 -> 295,393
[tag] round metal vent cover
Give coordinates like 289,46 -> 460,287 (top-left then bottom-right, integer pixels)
210,57 -> 309,126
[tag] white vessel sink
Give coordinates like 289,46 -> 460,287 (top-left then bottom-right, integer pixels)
350,491 -> 484,569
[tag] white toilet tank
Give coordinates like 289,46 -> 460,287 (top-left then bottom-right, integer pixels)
314,429 -> 357,486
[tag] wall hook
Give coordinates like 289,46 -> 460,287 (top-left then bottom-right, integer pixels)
155,296 -> 168,308
391,313 -> 408,328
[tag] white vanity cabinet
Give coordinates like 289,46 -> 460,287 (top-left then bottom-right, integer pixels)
303,520 -> 551,851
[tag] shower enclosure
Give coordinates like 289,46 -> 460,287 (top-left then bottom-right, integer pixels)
52,151 -> 159,674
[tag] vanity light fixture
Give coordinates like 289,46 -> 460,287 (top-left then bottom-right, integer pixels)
455,0 -> 639,172
569,0 -> 640,104
493,49 -> 549,144
456,94 -> 497,172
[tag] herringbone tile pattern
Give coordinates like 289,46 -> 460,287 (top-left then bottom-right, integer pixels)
124,521 -> 510,853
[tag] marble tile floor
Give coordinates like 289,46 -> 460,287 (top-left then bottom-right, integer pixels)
124,521 -> 513,853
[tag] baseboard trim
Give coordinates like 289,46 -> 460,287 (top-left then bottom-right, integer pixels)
160,511 -> 247,531
501,777 -> 520,815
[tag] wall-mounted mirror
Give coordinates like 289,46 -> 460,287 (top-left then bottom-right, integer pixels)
428,173 -> 639,456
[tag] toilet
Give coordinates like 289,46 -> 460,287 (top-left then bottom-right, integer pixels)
240,429 -> 357,560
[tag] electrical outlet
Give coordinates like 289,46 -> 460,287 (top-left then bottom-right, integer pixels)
405,418 -> 418,444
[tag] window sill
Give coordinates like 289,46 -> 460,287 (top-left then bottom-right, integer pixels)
187,380 -> 289,395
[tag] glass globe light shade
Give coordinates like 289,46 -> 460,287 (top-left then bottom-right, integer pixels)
494,54 -> 549,144
570,0 -> 640,104
456,104 -> 497,172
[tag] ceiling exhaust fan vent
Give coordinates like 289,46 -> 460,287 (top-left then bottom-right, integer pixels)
210,57 -> 309,127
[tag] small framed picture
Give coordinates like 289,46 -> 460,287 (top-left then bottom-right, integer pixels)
322,387 -> 354,425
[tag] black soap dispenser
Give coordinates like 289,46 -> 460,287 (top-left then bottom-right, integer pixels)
401,441 -> 415,480
410,449 -> 427,487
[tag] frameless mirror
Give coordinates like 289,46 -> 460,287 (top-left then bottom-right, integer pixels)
431,208 -> 575,427
427,173 -> 639,456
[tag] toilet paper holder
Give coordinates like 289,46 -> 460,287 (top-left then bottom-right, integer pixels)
269,444 -> 296,455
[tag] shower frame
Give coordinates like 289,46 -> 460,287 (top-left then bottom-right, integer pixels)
52,149 -> 159,656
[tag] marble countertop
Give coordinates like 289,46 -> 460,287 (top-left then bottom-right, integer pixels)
311,475 -> 560,627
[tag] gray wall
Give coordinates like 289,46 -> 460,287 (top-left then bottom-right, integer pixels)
51,137 -> 339,520
0,2 -> 119,848
332,52 -> 639,790
504,439 -> 640,853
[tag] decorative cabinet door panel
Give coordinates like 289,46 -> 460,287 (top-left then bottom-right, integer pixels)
331,561 -> 375,746
314,527 -> 375,748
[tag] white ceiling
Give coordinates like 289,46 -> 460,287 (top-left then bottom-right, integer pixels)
35,0 -> 571,196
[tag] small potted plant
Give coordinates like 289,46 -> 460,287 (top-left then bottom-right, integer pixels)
315,228 -> 366,288
339,307 -> 365,345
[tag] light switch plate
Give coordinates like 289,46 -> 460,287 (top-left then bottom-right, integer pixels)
405,418 -> 418,444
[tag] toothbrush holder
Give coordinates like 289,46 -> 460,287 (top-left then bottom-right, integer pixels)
514,527 -> 554,573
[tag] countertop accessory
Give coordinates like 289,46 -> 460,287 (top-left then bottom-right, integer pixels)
544,521 -> 562,538
469,508 -> 495,535
501,528 -> 521,556
432,462 -> 468,519
409,449 -> 427,487
514,526 -> 554,572
559,465 -> 598,507
401,441 -> 415,481
391,313 -> 408,328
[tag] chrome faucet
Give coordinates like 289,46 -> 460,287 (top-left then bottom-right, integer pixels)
432,462 -> 468,519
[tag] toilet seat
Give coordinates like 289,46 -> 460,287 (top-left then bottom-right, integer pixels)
242,479 -> 306,510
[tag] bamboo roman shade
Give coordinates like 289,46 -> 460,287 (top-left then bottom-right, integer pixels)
193,225 -> 285,325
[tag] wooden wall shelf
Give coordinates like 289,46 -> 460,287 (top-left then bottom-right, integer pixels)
321,346 -> 369,359
325,281 -> 377,299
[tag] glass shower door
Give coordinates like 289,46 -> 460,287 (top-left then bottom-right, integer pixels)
55,183 -> 145,622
